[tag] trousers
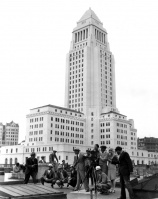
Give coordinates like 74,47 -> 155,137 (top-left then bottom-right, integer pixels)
120,174 -> 135,199
76,169 -> 89,190
24,171 -> 37,184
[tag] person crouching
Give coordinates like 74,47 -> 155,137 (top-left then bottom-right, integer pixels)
56,164 -> 68,188
67,165 -> 77,188
40,164 -> 56,188
95,166 -> 111,195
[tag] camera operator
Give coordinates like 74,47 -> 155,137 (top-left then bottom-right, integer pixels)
92,144 -> 100,166
85,149 -> 93,186
73,148 -> 89,192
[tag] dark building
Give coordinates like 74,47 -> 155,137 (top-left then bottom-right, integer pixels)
138,137 -> 158,152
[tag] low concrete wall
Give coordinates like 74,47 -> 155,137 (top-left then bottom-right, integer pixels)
37,164 -> 48,179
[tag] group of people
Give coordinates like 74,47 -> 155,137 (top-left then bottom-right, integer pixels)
21,145 -> 135,199
72,144 -> 118,194
73,144 -> 135,198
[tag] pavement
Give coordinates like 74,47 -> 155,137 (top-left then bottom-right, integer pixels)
46,183 -> 130,199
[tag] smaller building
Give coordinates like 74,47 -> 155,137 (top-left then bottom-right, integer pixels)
138,137 -> 158,152
0,121 -> 19,147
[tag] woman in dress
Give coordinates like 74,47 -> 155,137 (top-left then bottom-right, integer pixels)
107,148 -> 118,193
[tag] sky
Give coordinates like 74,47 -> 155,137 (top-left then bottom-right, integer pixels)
0,0 -> 158,142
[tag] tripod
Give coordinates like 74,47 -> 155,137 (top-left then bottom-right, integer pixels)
79,164 -> 98,199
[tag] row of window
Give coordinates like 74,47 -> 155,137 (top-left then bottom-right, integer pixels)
117,123 -> 127,128
117,141 -> 127,146
54,137 -> 84,144
29,137 -> 43,142
29,130 -> 43,136
117,135 -> 127,140
30,117 -> 44,123
101,134 -> 110,139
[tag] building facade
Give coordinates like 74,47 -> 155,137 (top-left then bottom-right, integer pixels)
64,8 -> 137,149
0,121 -> 19,147
138,137 -> 158,152
0,9 -> 157,165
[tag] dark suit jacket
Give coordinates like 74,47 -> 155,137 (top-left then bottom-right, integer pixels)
118,151 -> 133,176
43,169 -> 55,179
25,157 -> 38,174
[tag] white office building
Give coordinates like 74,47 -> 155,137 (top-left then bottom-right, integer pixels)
0,9 -> 157,165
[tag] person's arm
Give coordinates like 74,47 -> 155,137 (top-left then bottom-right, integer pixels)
49,154 -> 52,163
125,152 -> 133,172
36,159 -> 38,172
111,155 -> 119,165
55,154 -> 58,163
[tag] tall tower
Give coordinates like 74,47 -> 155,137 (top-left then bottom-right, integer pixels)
65,8 -> 117,116
65,8 -> 137,148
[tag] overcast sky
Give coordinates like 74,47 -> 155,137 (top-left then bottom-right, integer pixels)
0,0 -> 158,142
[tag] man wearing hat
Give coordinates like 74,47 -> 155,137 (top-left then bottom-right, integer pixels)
39,156 -> 46,163
67,165 -> 77,188
95,166 -> 111,194
49,150 -> 58,171
56,164 -> 69,188
115,146 -> 135,199
85,149 -> 93,186
41,164 -> 56,188
73,148 -> 89,192
24,152 -> 38,184
99,146 -> 108,174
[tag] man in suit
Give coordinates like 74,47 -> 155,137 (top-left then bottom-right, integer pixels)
24,152 -> 38,184
73,148 -> 89,192
49,150 -> 58,171
115,146 -> 135,199
40,164 -> 56,188
39,156 -> 46,163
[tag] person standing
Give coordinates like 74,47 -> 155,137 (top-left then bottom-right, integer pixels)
40,164 -> 56,188
115,146 -> 135,199
73,148 -> 89,192
99,146 -> 108,174
24,152 -> 38,184
49,150 -> 58,171
107,148 -> 118,193
85,149 -> 93,185
93,144 -> 100,166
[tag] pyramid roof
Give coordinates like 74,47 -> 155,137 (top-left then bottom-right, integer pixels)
78,8 -> 102,23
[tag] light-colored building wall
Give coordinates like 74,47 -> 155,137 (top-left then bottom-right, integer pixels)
0,144 -> 158,166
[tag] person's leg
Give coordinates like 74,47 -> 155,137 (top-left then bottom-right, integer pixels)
88,167 -> 93,186
123,175 -> 135,199
31,172 -> 37,184
75,171 -> 81,190
40,177 -> 45,185
120,174 -> 126,199
111,179 -> 116,192
80,170 -> 89,191
24,172 -> 31,184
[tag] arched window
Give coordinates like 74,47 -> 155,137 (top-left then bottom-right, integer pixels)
10,158 -> 12,165
5,158 -> 8,165
15,158 -> 18,164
